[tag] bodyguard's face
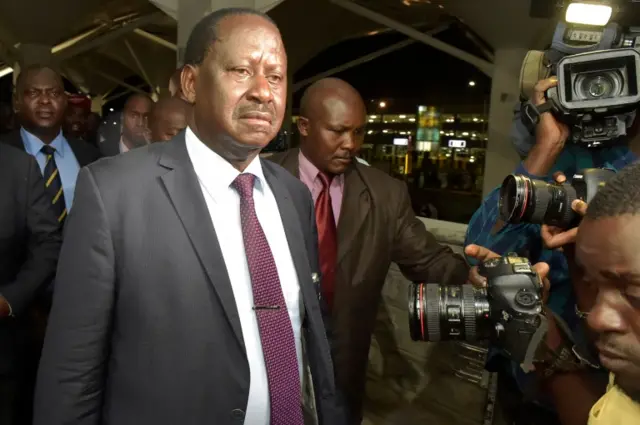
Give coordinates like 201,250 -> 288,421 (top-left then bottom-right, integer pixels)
17,68 -> 66,133
186,15 -> 286,153
298,96 -> 366,175
576,216 -> 640,399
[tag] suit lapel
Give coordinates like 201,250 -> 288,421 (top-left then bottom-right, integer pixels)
158,135 -> 245,351
337,165 -> 370,265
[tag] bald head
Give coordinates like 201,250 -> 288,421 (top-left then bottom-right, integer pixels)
300,78 -> 365,119
149,96 -> 190,142
297,78 -> 366,175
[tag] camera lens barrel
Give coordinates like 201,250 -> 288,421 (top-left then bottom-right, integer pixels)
409,283 -> 489,342
499,174 -> 578,227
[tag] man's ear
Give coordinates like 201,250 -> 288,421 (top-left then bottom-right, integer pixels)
297,116 -> 309,137
181,65 -> 198,105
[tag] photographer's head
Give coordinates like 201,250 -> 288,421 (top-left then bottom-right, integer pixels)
576,162 -> 640,399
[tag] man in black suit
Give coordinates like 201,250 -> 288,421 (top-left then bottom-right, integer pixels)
99,93 -> 153,157
4,64 -> 101,215
35,8 -> 345,425
0,144 -> 62,425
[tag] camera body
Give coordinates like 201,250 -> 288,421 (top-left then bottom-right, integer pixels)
409,255 -> 544,365
499,168 -> 615,228
521,21 -> 640,147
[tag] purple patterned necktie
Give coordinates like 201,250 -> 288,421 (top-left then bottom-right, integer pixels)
232,173 -> 304,425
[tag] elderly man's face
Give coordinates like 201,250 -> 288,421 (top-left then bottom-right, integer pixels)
186,14 -> 287,153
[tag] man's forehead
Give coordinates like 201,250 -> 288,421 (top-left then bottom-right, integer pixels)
318,94 -> 365,121
214,15 -> 283,53
127,98 -> 151,112
25,69 -> 62,88
577,216 -> 640,273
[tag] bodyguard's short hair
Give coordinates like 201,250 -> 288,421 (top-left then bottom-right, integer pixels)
14,64 -> 63,94
586,161 -> 640,219
183,8 -> 278,67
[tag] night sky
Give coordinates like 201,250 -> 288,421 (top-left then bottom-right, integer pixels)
293,23 -> 492,113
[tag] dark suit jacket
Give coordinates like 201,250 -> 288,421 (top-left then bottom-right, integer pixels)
34,135 -> 345,425
269,148 -> 469,422
0,144 -> 62,375
1,129 -> 102,167
98,136 -> 121,157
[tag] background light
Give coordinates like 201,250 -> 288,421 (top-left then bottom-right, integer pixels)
379,101 -> 386,108
566,2 -> 612,26
468,81 -> 476,87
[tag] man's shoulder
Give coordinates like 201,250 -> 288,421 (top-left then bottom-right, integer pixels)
0,141 -> 33,168
66,137 -> 101,162
262,158 -> 308,196
353,162 -> 405,193
85,142 -> 164,186
264,149 -> 294,168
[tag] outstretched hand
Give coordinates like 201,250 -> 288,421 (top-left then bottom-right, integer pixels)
464,244 -> 550,302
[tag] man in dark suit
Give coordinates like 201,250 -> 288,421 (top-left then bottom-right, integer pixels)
99,93 -> 153,157
4,64 -> 101,218
269,78 -> 469,424
35,9 -> 345,425
0,144 -> 62,425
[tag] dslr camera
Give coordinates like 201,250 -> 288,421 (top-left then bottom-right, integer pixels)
409,254 -> 546,366
520,5 -> 640,147
498,167 -> 615,228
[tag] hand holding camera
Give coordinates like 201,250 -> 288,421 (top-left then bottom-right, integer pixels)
540,172 -> 589,250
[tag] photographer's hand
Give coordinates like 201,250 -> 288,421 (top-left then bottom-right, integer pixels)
523,77 -> 570,177
541,172 -> 589,250
464,244 -> 550,300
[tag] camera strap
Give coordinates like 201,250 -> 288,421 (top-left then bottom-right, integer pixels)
521,100 -> 554,132
522,310 -> 599,377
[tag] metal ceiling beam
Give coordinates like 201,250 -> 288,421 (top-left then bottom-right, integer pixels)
88,68 -> 149,96
293,21 -> 453,93
124,39 -> 156,94
330,0 -> 494,77
133,29 -> 177,51
57,13 -> 164,61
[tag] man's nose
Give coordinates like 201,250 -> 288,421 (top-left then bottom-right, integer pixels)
247,75 -> 274,104
587,292 -> 626,334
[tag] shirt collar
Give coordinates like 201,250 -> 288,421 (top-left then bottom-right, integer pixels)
185,126 -> 267,203
119,136 -> 130,153
299,149 -> 320,183
298,148 -> 344,186
21,127 -> 66,157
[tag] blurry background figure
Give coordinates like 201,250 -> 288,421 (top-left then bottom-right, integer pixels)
0,102 -> 15,134
63,94 -> 90,142
148,95 -> 189,142
99,93 -> 152,156
84,112 -> 101,146
168,67 -> 188,103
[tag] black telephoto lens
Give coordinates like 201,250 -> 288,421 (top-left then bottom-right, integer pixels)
498,174 -> 578,227
409,283 -> 490,342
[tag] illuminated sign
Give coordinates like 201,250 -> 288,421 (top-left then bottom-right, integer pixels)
448,139 -> 467,148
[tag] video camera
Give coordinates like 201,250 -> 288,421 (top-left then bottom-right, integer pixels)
520,1 -> 640,147
408,254 -> 547,368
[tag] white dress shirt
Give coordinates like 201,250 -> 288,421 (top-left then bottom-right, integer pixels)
185,128 -> 302,424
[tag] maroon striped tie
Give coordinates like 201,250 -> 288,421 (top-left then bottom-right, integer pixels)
232,173 -> 304,425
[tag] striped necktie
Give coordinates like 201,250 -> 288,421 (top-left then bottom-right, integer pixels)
41,145 -> 67,223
